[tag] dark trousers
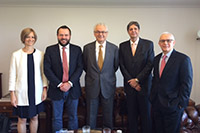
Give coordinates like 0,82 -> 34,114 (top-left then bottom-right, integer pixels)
152,100 -> 184,133
86,94 -> 114,129
126,92 -> 152,133
52,92 -> 79,133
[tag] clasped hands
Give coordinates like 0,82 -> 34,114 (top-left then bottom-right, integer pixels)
128,78 -> 141,91
60,82 -> 71,92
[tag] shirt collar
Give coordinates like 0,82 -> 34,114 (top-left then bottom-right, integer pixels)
59,43 -> 70,49
96,41 -> 106,48
130,37 -> 139,45
162,49 -> 173,58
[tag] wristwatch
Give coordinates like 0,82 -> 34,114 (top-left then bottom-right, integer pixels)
135,78 -> 139,83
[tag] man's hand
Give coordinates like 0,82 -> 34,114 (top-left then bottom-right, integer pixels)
135,85 -> 141,91
128,78 -> 138,88
60,82 -> 71,92
42,87 -> 47,101
128,78 -> 141,91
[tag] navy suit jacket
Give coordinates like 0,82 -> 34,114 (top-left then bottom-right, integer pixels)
44,43 -> 83,100
83,41 -> 119,99
119,38 -> 154,96
150,50 -> 193,108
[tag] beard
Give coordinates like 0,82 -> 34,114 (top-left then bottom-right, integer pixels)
58,39 -> 70,46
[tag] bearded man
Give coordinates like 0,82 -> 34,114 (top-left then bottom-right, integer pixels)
44,25 -> 83,132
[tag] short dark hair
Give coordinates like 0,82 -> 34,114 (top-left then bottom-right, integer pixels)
127,21 -> 140,31
57,25 -> 71,35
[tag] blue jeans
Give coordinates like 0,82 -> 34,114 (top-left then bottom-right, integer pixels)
52,92 -> 79,133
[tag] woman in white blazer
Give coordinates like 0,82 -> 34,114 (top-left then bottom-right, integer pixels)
9,28 -> 48,133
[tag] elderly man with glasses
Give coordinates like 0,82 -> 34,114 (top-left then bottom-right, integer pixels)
83,23 -> 119,129
150,32 -> 193,133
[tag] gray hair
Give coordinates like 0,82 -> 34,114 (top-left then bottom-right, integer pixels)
93,23 -> 108,32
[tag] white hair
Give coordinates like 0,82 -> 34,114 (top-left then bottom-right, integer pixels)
160,32 -> 175,40
93,23 -> 108,31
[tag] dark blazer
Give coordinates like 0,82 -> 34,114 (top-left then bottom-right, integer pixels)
150,50 -> 193,108
119,38 -> 154,95
83,41 -> 119,99
44,43 -> 83,100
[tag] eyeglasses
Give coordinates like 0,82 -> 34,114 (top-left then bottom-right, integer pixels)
94,31 -> 108,34
159,39 -> 174,43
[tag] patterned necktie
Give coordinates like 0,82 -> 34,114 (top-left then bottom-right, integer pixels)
62,47 -> 69,82
131,43 -> 136,56
98,45 -> 103,71
160,55 -> 167,77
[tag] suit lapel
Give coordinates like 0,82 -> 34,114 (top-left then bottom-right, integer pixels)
126,41 -> 133,57
69,44 -> 72,76
55,44 -> 62,69
102,42 -> 111,71
135,39 -> 142,56
155,54 -> 162,78
54,44 -> 63,77
90,42 -> 99,71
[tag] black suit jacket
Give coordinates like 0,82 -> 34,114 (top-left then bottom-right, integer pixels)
150,50 -> 193,108
119,38 -> 154,96
44,43 -> 83,100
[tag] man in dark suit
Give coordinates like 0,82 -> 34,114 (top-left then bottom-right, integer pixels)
119,21 -> 154,133
44,25 -> 83,132
150,32 -> 193,133
83,23 -> 119,129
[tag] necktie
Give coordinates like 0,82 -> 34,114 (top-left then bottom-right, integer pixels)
98,45 -> 103,71
131,43 -> 136,56
160,55 -> 167,77
62,47 -> 69,82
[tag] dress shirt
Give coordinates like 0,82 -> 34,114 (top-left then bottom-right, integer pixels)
96,41 -> 106,62
130,37 -> 139,49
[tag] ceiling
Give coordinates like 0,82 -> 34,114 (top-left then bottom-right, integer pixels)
0,0 -> 200,7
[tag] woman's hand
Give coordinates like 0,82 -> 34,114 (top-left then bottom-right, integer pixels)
42,87 -> 47,101
10,91 -> 17,107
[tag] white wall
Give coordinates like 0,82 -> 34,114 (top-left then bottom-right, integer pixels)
0,6 -> 200,103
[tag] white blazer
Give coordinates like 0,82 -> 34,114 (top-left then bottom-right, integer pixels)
9,49 -> 48,106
